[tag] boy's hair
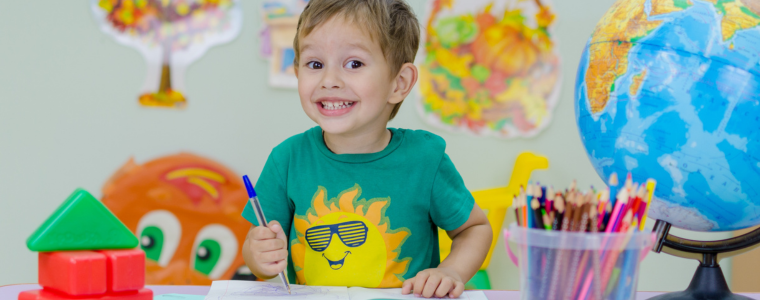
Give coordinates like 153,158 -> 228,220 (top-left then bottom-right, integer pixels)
293,0 -> 420,120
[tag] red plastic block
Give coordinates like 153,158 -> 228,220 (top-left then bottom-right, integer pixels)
98,249 -> 145,292
19,288 -> 153,300
38,251 -> 107,296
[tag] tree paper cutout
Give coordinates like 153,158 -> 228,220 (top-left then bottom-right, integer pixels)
92,0 -> 242,108
27,188 -> 139,252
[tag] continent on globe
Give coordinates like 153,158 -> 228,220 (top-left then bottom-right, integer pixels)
709,0 -> 760,40
576,0 -> 760,231
649,0 -> 692,17
584,0 -> 664,113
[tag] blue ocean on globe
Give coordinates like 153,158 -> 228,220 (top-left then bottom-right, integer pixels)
575,0 -> 760,231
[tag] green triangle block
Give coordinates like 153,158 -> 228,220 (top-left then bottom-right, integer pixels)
26,188 -> 138,252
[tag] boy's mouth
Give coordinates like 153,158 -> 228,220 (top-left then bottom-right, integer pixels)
316,99 -> 356,117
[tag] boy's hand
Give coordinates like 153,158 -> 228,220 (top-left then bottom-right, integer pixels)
401,267 -> 464,298
246,220 -> 288,278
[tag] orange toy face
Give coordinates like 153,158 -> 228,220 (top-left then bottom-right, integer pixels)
102,153 -> 254,285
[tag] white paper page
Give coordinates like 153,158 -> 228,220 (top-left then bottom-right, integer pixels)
205,281 -> 350,300
347,288 -> 488,300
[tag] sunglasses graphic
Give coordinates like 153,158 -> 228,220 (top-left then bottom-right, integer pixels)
305,221 -> 368,252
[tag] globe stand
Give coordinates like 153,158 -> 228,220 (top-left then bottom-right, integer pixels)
648,220 -> 760,300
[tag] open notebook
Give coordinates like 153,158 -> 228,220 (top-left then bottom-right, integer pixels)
205,281 -> 488,300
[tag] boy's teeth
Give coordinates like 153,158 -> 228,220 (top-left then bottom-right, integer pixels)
322,101 -> 353,110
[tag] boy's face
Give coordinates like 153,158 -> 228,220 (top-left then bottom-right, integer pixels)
296,16 -> 398,135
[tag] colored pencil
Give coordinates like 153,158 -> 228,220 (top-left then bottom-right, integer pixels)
639,179 -> 657,231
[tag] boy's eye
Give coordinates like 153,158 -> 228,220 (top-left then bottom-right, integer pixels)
345,60 -> 363,69
307,61 -> 323,69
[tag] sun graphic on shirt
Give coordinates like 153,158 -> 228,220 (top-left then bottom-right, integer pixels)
291,184 -> 411,287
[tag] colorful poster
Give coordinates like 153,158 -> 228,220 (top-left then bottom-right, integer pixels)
260,0 -> 309,89
418,0 -> 561,138
92,0 -> 242,108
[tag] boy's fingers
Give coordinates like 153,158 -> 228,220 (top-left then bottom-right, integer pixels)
422,275 -> 441,298
252,226 -> 277,240
259,249 -> 288,263
263,258 -> 287,275
268,221 -> 282,233
412,272 -> 430,296
401,278 -> 414,294
435,278 -> 453,298
252,238 -> 285,252
450,281 -> 465,298
269,221 -> 288,243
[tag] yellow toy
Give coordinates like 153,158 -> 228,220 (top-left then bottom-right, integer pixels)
439,152 -> 549,288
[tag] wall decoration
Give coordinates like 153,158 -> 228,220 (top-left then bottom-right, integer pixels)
102,153 -> 256,284
92,0 -> 242,108
260,0 -> 308,88
418,0 -> 561,138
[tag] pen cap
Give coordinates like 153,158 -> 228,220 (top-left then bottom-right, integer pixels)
242,175 -> 257,198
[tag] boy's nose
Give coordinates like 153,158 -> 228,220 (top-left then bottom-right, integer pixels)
320,66 -> 344,89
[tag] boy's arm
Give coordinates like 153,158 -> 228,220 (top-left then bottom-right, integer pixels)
440,203 -> 492,281
402,152 -> 490,298
402,204 -> 492,298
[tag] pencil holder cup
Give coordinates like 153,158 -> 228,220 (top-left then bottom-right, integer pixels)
504,224 -> 655,300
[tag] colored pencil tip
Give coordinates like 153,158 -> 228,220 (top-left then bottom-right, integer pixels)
531,199 -> 540,209
609,172 -> 619,186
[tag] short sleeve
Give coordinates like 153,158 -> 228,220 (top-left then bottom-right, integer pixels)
241,153 -> 294,235
429,154 -> 475,231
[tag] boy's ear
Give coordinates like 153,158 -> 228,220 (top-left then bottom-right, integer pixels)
389,63 -> 418,105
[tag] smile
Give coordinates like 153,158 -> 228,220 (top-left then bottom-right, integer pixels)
322,251 -> 351,270
316,98 -> 357,117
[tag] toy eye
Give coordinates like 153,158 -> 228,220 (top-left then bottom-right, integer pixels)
191,224 -> 238,279
137,210 -> 181,267
140,226 -> 163,262
194,239 -> 221,276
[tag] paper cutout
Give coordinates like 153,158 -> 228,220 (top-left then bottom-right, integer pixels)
92,0 -> 242,108
260,0 -> 309,88
27,189 -> 138,252
418,0 -> 562,138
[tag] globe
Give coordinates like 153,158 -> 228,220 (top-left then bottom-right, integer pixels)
575,0 -> 760,232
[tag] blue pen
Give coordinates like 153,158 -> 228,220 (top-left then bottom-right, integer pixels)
243,175 -> 291,294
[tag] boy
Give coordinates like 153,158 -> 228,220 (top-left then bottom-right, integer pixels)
241,0 -> 492,298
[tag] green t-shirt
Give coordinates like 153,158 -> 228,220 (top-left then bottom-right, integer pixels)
242,126 -> 474,288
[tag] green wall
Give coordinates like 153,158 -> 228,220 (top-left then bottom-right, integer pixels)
0,0 -> 734,291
